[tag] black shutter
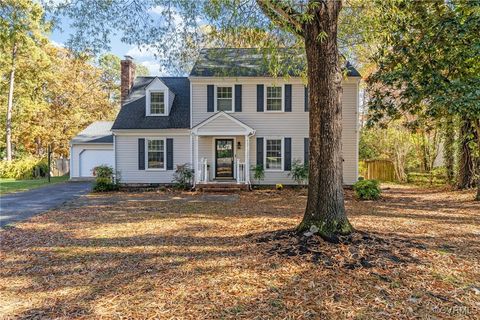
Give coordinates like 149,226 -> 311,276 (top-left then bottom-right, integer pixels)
138,138 -> 145,170
235,85 -> 242,112
284,138 -> 292,171
256,137 -> 264,166
304,137 -> 309,165
207,85 -> 214,112
304,86 -> 309,111
257,85 -> 264,112
166,138 -> 173,170
285,85 -> 292,112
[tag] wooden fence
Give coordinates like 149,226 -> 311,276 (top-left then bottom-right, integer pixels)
359,159 -> 396,182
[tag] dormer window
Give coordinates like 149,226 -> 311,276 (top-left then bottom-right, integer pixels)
216,86 -> 233,112
149,91 -> 165,115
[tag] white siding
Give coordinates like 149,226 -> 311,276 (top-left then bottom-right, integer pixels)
115,130 -> 190,183
190,78 -> 359,185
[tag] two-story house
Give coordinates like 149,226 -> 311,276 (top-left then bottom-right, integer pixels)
70,48 -> 360,187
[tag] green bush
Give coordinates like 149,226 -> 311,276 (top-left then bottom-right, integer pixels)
0,157 -> 48,179
92,165 -> 118,192
353,179 -> 381,200
252,164 -> 265,182
172,164 -> 194,189
288,160 -> 308,185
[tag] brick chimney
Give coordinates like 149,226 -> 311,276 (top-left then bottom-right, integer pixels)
120,55 -> 136,104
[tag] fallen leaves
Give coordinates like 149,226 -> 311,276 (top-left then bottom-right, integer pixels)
0,186 -> 479,319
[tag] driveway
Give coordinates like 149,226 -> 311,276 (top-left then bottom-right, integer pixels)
0,181 -> 92,227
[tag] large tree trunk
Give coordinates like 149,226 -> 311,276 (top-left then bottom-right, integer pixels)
443,116 -> 455,184
297,1 -> 353,241
458,117 -> 476,189
6,43 -> 17,161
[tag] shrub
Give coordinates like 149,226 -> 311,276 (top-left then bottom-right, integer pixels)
0,157 -> 48,179
353,179 -> 381,200
288,160 -> 308,185
252,164 -> 265,182
172,164 -> 194,190
92,165 -> 118,192
276,183 -> 284,191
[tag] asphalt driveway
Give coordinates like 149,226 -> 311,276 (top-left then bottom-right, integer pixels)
0,181 -> 92,227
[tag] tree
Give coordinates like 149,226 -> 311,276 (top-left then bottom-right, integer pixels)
366,0 -> 480,199
0,0 -> 50,160
49,0 -> 357,240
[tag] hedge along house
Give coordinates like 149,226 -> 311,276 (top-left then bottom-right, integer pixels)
102,48 -> 361,187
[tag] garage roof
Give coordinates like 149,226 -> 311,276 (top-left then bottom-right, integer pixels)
71,121 -> 114,144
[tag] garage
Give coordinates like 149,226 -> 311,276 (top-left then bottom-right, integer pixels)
79,149 -> 114,177
70,121 -> 115,179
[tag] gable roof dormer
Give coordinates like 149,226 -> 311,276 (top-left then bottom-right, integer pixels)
145,77 -> 176,116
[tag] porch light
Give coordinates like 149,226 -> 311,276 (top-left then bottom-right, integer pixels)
237,141 -> 242,150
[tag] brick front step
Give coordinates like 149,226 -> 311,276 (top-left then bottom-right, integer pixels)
196,183 -> 249,192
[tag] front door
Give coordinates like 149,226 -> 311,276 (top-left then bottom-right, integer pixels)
215,139 -> 234,179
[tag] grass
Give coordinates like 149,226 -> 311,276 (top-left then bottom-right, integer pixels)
0,185 -> 478,319
0,175 -> 69,194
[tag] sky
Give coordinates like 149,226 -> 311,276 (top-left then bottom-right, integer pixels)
49,17 -> 163,76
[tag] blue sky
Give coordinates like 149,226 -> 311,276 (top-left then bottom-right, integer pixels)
50,17 -> 162,75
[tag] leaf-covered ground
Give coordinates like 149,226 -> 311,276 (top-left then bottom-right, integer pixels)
1,185 -> 479,319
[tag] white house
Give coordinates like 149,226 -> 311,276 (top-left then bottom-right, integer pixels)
71,48 -> 361,187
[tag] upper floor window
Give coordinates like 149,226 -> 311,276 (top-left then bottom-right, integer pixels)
265,138 -> 283,170
266,86 -> 282,111
147,139 -> 165,169
149,91 -> 165,115
216,86 -> 233,112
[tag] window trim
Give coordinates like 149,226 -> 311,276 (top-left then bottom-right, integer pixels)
264,84 -> 285,112
264,137 -> 284,172
214,85 -> 235,113
147,90 -> 167,116
145,138 -> 167,171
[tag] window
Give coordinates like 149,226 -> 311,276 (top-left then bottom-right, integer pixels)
150,91 -> 165,115
265,139 -> 282,170
147,139 -> 165,169
216,86 -> 233,112
266,86 -> 282,111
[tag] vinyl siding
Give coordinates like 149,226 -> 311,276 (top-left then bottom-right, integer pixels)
115,130 -> 190,183
196,114 -> 248,134
190,78 -> 359,185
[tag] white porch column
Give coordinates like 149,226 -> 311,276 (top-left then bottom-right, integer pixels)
194,134 -> 199,183
245,134 -> 250,184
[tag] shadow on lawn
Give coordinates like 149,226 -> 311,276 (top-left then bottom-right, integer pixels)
2,187 -> 479,319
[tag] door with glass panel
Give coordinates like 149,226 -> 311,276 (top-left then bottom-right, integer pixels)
215,139 -> 234,179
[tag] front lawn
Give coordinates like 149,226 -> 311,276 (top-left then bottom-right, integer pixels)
0,175 -> 69,194
0,186 -> 478,319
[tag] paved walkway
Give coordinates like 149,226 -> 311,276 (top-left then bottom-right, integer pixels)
0,181 -> 92,227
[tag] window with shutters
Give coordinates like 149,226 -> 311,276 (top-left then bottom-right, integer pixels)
146,139 -> 165,170
266,86 -> 283,111
216,86 -> 233,112
265,138 -> 283,171
148,91 -> 166,115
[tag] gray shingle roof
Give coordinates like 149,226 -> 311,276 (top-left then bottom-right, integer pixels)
112,77 -> 190,130
190,48 -> 361,77
71,121 -> 114,144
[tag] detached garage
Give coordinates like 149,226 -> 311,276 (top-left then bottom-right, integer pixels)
70,121 -> 114,179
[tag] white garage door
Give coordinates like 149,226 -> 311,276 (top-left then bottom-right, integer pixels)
79,149 -> 114,177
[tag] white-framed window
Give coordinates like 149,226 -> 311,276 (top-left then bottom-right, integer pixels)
148,91 -> 166,115
216,86 -> 233,112
266,86 -> 283,111
265,138 -> 283,171
146,138 -> 165,170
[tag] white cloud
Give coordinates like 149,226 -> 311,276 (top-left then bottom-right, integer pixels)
140,60 -> 165,76
148,5 -> 183,27
50,40 -> 65,48
125,45 -> 156,59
